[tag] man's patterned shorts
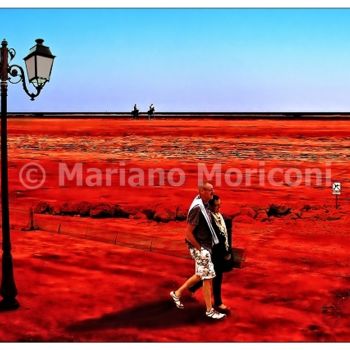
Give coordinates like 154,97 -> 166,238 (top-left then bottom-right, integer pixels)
189,246 -> 216,280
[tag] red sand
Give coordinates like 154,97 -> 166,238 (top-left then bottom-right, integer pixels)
1,118 -> 350,341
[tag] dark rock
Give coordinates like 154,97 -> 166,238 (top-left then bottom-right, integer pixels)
90,203 -> 113,218
60,202 -> 80,216
175,207 -> 187,221
267,204 -> 291,217
52,204 -> 62,215
112,204 -> 130,218
142,208 -> 156,220
34,201 -> 53,214
153,208 -> 176,223
76,201 -> 91,217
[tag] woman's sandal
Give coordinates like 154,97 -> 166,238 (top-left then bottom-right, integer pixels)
215,304 -> 231,314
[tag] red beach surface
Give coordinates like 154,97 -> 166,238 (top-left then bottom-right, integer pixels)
1,117 -> 350,341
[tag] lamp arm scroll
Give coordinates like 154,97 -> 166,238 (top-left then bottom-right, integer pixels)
8,64 -> 45,101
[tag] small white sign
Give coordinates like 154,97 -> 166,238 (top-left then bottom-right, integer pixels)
332,182 -> 341,195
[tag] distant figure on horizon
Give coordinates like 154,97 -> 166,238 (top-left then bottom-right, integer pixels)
131,104 -> 139,119
147,104 -> 155,120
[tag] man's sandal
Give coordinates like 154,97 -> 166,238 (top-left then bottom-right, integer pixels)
170,291 -> 184,309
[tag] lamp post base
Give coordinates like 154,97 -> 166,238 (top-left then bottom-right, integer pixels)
0,297 -> 20,311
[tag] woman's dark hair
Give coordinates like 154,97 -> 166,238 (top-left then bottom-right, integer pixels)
209,194 -> 220,207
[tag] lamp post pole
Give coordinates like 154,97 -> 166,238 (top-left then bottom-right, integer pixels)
0,38 -> 54,310
0,39 -> 19,310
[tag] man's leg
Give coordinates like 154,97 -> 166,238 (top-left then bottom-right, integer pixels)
170,247 -> 225,319
170,274 -> 201,309
188,280 -> 203,294
203,278 -> 213,312
174,274 -> 201,298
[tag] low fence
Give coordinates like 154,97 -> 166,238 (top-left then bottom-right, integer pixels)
4,207 -> 189,259
0,206 -> 33,231
3,207 -> 245,266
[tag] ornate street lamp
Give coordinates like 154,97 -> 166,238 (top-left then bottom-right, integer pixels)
0,39 -> 55,310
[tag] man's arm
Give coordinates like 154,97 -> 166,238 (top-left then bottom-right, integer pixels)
185,223 -> 201,250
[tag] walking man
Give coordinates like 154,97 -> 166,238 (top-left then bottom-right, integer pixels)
170,182 -> 226,320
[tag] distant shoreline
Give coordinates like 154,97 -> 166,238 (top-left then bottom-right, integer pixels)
7,112 -> 350,120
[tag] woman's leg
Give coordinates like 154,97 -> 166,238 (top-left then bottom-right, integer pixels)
213,270 -> 223,307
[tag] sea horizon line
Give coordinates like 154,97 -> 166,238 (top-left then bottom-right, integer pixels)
7,112 -> 350,120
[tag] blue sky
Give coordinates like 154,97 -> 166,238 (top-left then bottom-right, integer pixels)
2,8 -> 350,112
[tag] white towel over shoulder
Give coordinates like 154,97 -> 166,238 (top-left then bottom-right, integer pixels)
188,195 -> 219,245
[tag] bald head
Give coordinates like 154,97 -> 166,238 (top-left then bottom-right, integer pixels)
198,181 -> 214,203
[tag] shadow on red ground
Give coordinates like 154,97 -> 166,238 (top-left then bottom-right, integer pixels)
66,298 -> 209,333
